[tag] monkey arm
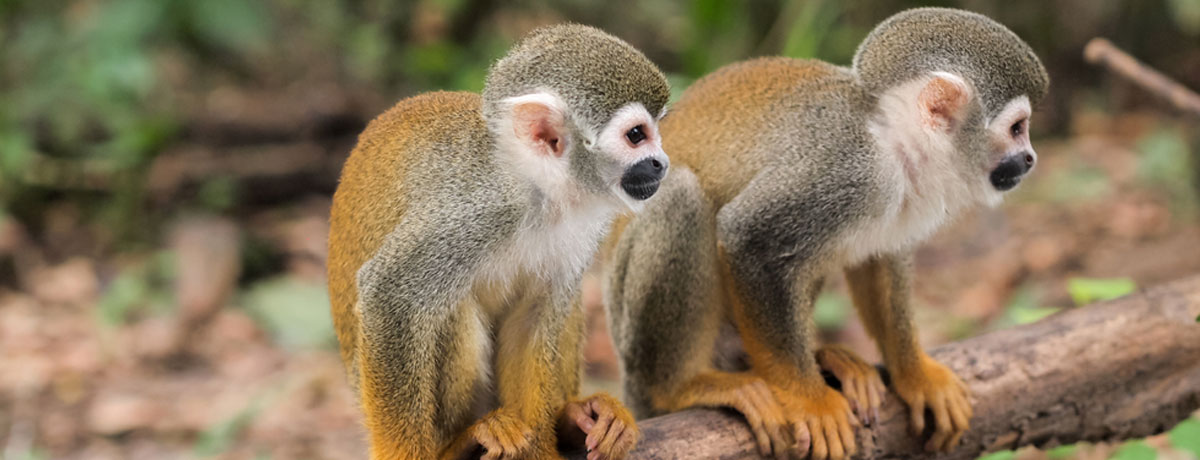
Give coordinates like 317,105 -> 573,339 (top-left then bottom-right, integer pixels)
716,170 -> 865,459
715,169 -> 860,383
844,252 -> 972,451
355,210 -> 508,460
843,253 -> 922,368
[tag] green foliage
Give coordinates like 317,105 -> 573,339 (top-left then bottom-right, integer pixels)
240,276 -> 335,349
193,396 -> 263,457
1066,277 -> 1136,306
780,0 -> 844,59
1110,440 -> 1156,460
1003,286 -> 1061,325
1045,444 -> 1077,458
814,291 -> 850,328
1168,0 -> 1200,35
1169,417 -> 1200,457
976,450 -> 1015,460
3,448 -> 48,460
1015,158 -> 1111,204
196,177 -> 238,213
97,251 -> 177,326
1136,128 -> 1197,217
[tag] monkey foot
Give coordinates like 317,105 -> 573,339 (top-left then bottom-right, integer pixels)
816,345 -> 886,425
770,381 -> 859,460
668,372 -> 807,460
890,354 -> 973,452
561,393 -> 639,460
466,409 -> 535,460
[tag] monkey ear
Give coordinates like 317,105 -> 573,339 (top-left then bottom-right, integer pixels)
507,93 -> 569,158
918,72 -> 972,132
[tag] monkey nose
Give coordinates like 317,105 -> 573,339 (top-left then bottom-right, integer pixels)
989,151 -> 1033,191
620,157 -> 668,200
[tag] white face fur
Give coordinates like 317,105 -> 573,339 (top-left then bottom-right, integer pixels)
485,93 -> 670,283
849,72 -> 1036,264
497,93 -> 669,212
594,102 -> 670,211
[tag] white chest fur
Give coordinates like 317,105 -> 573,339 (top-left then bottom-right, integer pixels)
478,197 -> 616,291
839,81 -> 981,266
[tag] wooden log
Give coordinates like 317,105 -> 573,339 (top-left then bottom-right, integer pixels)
570,275 -> 1200,459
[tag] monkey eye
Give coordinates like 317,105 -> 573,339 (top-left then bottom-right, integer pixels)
1010,119 -> 1026,138
625,125 -> 647,146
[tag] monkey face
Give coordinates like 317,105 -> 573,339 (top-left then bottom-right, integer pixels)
983,95 -> 1035,193
587,102 -> 670,208
495,94 -> 669,210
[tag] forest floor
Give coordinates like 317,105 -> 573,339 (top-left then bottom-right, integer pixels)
1,110 -> 1198,460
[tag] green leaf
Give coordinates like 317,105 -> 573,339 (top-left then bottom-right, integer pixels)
96,252 -> 176,326
1004,285 -> 1060,325
241,276 -> 334,349
1066,277 -> 1136,306
977,450 -> 1015,460
1110,440 -> 1156,460
813,292 -> 849,328
1136,128 -> 1197,215
1009,305 -> 1061,325
194,400 -> 261,456
1169,417 -> 1200,457
183,0 -> 271,52
1168,0 -> 1200,35
1046,444 -> 1077,459
0,130 -> 32,175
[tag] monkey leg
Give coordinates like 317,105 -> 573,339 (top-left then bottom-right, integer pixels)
715,171 -> 867,460
551,294 -> 640,460
605,169 -> 804,460
844,253 -> 972,452
720,255 -> 858,460
815,345 -> 886,425
359,298 -> 493,460
468,284 -> 595,460
560,392 -> 640,460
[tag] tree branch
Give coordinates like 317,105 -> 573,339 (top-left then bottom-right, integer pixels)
1084,37 -> 1200,118
571,275 -> 1200,459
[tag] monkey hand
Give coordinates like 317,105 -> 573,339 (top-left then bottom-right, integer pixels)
770,380 -> 858,460
560,393 -> 639,460
666,372 -> 807,460
890,353 -> 972,452
816,345 -> 886,426
456,408 -> 535,460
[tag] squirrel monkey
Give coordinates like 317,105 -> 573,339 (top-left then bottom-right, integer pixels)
604,8 -> 1048,459
328,24 -> 670,460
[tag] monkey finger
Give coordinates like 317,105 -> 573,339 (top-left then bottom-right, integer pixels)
611,428 -> 637,460
907,394 -> 926,436
855,379 -> 870,420
565,401 -> 597,434
587,410 -> 614,453
822,415 -> 845,460
597,418 -> 625,457
926,395 -> 952,452
946,429 -> 965,451
735,397 -> 773,458
948,393 -> 970,433
792,420 -> 812,459
865,383 -> 880,426
838,415 -> 856,456
808,418 -> 828,460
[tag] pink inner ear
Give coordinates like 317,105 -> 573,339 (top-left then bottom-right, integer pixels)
512,102 -> 565,157
919,76 -> 969,131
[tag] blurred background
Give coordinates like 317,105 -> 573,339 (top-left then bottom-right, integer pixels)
1,0 -> 1198,459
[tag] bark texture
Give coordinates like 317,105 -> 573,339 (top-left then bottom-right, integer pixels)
570,275 -> 1200,459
